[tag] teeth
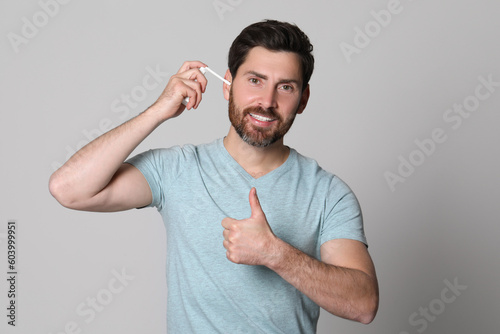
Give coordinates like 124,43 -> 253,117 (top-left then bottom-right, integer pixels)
250,113 -> 274,122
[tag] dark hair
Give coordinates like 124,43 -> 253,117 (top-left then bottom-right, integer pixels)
228,20 -> 314,91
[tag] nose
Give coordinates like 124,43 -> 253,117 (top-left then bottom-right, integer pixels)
258,85 -> 278,110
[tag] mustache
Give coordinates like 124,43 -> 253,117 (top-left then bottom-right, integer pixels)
243,106 -> 279,120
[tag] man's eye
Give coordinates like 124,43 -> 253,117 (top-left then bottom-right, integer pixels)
250,78 -> 260,84
281,85 -> 293,91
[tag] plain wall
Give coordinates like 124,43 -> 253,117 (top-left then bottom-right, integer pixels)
1,0 -> 499,333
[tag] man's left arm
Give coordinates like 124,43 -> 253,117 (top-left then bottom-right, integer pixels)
222,188 -> 379,324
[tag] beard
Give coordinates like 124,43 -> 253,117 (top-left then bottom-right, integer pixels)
228,90 -> 298,148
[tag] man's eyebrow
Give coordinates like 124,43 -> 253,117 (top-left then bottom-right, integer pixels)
245,71 -> 268,80
245,71 -> 301,86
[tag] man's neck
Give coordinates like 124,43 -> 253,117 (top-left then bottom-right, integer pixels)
223,127 -> 290,179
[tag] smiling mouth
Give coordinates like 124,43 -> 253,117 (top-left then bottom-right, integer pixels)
249,113 -> 276,122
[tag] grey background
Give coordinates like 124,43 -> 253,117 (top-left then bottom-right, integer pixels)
1,0 -> 499,333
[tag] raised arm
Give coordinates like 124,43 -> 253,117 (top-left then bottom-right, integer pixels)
49,61 -> 208,212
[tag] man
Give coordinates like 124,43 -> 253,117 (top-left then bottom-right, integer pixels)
49,20 -> 378,333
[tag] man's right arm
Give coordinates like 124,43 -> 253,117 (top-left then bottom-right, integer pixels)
49,61 -> 208,212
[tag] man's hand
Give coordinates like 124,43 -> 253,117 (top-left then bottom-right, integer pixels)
222,188 -> 279,266
149,60 -> 208,122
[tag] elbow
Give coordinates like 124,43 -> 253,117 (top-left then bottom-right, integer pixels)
357,291 -> 379,324
48,173 -> 77,209
324,289 -> 379,324
358,306 -> 377,325
49,172 -> 102,211
357,274 -> 379,324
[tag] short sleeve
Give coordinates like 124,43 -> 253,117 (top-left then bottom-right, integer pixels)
125,146 -> 187,211
320,177 -> 367,247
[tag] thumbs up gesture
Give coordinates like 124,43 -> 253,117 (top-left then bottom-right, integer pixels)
222,188 -> 279,266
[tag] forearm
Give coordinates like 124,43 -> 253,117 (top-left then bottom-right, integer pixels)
49,106 -> 164,205
267,239 -> 378,324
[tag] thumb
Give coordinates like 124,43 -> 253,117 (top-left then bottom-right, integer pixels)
249,187 -> 264,218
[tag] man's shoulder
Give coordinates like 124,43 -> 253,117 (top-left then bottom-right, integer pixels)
291,148 -> 333,178
145,138 -> 221,158
291,148 -> 356,195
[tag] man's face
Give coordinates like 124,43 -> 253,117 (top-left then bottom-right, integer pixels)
225,46 -> 309,147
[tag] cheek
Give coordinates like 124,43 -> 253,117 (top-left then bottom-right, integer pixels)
277,97 -> 301,116
232,86 -> 261,106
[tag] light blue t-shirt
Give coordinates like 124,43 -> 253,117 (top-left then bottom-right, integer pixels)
126,138 -> 366,333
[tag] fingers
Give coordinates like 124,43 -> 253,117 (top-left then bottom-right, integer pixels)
221,222 -> 238,264
177,61 -> 209,105
221,217 -> 235,230
176,60 -> 208,75
221,219 -> 236,262
249,187 -> 264,219
221,189 -> 275,266
161,61 -> 208,110
173,68 -> 208,109
180,77 -> 203,109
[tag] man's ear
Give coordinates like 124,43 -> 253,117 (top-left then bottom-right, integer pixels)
296,84 -> 310,115
223,69 -> 232,101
